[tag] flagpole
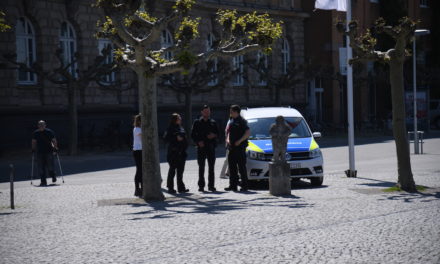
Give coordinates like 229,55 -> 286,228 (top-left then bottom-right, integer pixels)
345,0 -> 356,177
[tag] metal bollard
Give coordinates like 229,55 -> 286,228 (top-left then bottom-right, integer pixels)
10,164 -> 14,210
419,131 -> 424,154
407,131 -> 424,154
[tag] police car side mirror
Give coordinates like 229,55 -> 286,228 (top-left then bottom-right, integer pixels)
312,132 -> 322,139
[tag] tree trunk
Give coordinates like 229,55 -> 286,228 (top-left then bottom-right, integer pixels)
389,59 -> 416,192
138,73 -> 165,201
67,84 -> 78,155
275,87 -> 281,106
184,90 -> 193,140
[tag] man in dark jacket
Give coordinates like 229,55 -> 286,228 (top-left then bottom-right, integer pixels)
191,105 -> 219,192
31,120 -> 58,186
225,105 -> 250,192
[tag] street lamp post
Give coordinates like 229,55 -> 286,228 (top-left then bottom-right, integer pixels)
413,29 -> 430,154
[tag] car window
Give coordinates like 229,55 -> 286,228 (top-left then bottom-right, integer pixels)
247,117 -> 311,139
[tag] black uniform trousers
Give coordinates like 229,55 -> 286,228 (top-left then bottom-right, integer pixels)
37,152 -> 55,184
167,153 -> 187,192
197,145 -> 216,189
132,150 -> 142,189
227,146 -> 248,189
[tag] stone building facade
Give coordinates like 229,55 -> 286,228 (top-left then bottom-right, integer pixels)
0,0 -> 308,153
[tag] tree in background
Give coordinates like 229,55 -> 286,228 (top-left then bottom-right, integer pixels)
244,58 -> 307,106
4,46 -> 118,155
161,59 -> 233,135
338,17 -> 417,192
0,10 -> 11,32
95,0 -> 283,201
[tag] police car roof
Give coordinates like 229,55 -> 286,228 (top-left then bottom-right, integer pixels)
241,107 -> 303,119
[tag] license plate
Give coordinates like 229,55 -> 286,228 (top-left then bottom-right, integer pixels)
290,163 -> 301,169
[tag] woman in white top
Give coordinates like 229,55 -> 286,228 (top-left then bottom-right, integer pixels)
132,114 -> 142,197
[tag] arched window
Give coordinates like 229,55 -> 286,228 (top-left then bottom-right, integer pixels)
232,55 -> 244,86
98,39 -> 115,83
257,51 -> 268,86
161,29 -> 173,61
16,17 -> 36,84
59,22 -> 77,77
206,33 -> 218,86
281,38 -> 290,74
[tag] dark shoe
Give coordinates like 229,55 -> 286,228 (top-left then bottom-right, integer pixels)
52,176 -> 57,183
39,182 -> 47,187
178,189 -> 189,193
198,187 -> 205,192
224,186 -> 237,192
239,188 -> 248,192
134,188 -> 141,197
208,187 -> 217,192
168,189 -> 177,194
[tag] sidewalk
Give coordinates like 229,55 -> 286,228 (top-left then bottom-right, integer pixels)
0,138 -> 439,263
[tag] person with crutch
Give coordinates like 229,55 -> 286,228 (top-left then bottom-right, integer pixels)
31,120 -> 58,186
191,105 -> 219,192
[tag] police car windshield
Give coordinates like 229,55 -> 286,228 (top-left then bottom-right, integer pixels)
247,117 -> 311,139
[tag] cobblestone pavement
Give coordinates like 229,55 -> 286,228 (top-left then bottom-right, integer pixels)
1,138 -> 439,264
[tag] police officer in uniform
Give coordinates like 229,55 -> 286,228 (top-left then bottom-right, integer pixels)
225,105 -> 250,192
191,105 -> 219,192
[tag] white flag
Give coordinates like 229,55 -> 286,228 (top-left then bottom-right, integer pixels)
315,0 -> 347,11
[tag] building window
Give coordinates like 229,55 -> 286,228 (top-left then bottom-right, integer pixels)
420,0 -> 428,8
98,39 -> 115,83
206,33 -> 218,86
59,21 -> 77,78
232,55 -> 244,86
161,29 -> 174,61
257,51 -> 268,86
16,17 -> 37,84
281,39 -> 290,74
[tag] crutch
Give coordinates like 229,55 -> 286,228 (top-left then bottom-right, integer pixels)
55,153 -> 65,183
31,152 -> 34,185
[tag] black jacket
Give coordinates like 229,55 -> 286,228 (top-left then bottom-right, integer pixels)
191,117 -> 219,147
228,116 -> 249,150
164,124 -> 188,154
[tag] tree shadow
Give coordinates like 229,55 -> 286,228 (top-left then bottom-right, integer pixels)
355,177 -> 397,188
124,190 -> 313,220
379,190 -> 440,203
248,180 -> 328,190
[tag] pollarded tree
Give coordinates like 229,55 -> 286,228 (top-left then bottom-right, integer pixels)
337,17 -> 417,192
4,46 -> 118,155
0,10 -> 11,32
95,0 -> 283,201
161,59 -> 233,135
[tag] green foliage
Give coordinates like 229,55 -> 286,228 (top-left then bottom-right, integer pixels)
176,50 -> 197,71
137,11 -> 157,23
96,16 -> 116,38
217,10 -> 283,48
150,52 -> 168,64
173,0 -> 195,13
0,10 -> 11,32
175,17 -> 200,44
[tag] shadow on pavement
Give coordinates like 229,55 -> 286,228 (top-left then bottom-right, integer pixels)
247,179 -> 328,191
380,190 -> 440,203
124,190 -> 313,220
355,177 -> 397,188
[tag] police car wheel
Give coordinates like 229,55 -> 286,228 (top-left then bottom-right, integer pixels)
310,177 -> 323,186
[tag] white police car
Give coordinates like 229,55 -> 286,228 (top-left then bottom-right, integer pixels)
242,107 -> 324,186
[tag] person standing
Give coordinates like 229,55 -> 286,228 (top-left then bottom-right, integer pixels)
164,113 -> 190,194
31,120 -> 58,186
224,105 -> 250,192
191,105 -> 219,192
132,114 -> 143,197
219,117 -> 232,179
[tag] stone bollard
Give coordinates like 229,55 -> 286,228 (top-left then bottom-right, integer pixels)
269,161 -> 291,196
